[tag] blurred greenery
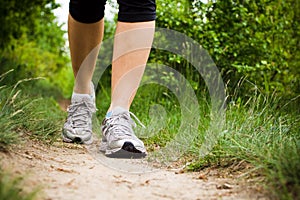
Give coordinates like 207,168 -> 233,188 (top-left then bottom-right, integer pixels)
0,0 -> 73,98
0,168 -> 38,200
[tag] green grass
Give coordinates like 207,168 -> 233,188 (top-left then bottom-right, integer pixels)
0,71 -> 66,150
187,92 -> 300,199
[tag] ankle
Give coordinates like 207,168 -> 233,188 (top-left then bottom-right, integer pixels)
73,82 -> 95,96
108,105 -> 129,112
73,87 -> 90,95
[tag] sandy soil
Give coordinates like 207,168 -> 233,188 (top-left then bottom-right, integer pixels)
0,138 -> 268,200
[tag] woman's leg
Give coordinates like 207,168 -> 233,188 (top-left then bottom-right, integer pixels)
100,0 -> 156,156
63,0 -> 106,144
109,21 -> 155,111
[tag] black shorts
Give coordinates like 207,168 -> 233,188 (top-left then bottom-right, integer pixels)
69,0 -> 156,23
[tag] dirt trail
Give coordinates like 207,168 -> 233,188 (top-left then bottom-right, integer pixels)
0,138 -> 267,200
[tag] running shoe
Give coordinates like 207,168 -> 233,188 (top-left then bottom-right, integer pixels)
99,106 -> 147,158
62,83 -> 96,144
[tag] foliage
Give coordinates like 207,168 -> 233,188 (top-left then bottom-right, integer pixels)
154,0 -> 300,97
0,0 -> 72,98
0,0 -> 58,50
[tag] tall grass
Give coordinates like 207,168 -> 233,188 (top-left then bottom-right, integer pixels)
188,90 -> 300,199
0,70 -> 65,150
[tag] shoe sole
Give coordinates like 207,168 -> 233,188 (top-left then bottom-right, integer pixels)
102,142 -> 147,159
62,133 -> 93,145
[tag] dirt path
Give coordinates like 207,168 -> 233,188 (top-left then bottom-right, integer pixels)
0,138 -> 267,200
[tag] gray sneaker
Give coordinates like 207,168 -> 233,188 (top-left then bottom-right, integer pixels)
62,93 -> 96,144
99,107 -> 147,158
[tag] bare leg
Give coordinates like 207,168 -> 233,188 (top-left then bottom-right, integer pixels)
109,21 -> 155,111
68,15 -> 104,94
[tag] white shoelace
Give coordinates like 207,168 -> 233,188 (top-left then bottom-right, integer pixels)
67,101 -> 96,128
102,111 -> 145,139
